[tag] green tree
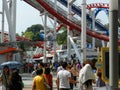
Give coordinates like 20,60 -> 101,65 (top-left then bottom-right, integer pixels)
22,24 -> 44,41
16,33 -> 20,36
57,27 -> 67,45
23,31 -> 34,40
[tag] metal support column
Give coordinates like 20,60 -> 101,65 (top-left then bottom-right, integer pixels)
109,0 -> 119,89
81,0 -> 87,63
53,0 -> 57,62
118,0 -> 120,25
1,0 -> 4,43
9,0 -> 16,41
43,11 -> 47,63
3,0 -> 16,42
69,35 -> 81,62
92,10 -> 95,49
67,2 -> 71,61
67,0 -> 76,61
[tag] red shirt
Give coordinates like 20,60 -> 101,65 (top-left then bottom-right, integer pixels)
44,74 -> 53,88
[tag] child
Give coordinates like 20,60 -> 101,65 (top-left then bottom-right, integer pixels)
96,72 -> 106,87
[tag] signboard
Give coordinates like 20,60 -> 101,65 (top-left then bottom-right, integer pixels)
101,47 -> 120,82
95,62 -> 102,69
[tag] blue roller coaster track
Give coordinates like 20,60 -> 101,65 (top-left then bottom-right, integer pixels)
58,0 -> 109,34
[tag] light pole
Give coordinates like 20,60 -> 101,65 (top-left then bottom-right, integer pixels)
109,0 -> 119,89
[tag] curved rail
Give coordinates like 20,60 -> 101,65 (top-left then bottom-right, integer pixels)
57,0 -> 108,32
36,0 -> 120,44
34,1 -> 101,40
87,3 -> 109,10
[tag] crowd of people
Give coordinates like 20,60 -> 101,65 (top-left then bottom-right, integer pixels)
0,59 -> 106,90
30,60 -> 106,90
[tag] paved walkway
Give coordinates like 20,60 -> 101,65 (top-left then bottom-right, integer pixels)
21,73 -> 111,90
21,73 -> 32,90
23,87 -> 31,90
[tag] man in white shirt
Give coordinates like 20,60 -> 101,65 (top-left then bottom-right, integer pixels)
56,62 -> 71,90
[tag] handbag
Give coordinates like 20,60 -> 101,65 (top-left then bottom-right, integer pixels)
43,76 -> 51,90
44,81 -> 51,90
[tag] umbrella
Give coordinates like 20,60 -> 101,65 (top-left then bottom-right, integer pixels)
0,61 -> 23,69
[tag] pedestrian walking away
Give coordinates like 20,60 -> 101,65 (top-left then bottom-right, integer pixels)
78,61 -> 96,90
56,61 -> 72,90
32,68 -> 46,90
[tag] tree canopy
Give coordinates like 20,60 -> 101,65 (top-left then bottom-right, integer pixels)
22,24 -> 44,41
57,27 -> 67,45
22,24 -> 67,45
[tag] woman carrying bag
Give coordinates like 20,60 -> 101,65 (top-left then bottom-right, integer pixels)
43,67 -> 53,90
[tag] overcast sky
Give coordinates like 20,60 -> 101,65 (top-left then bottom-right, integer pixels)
0,0 -> 109,35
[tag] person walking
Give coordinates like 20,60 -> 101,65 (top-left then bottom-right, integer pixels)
78,61 -> 95,90
0,65 -> 11,90
71,63 -> 79,87
37,62 -> 45,74
31,66 -> 38,78
96,72 -> 106,87
32,68 -> 46,90
9,69 -> 23,90
56,62 -> 72,90
44,67 -> 53,90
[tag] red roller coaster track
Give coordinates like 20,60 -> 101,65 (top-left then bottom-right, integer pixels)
33,0 -> 120,44
87,3 -> 109,9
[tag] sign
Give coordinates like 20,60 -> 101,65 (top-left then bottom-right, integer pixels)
101,47 -> 120,82
95,62 -> 102,69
